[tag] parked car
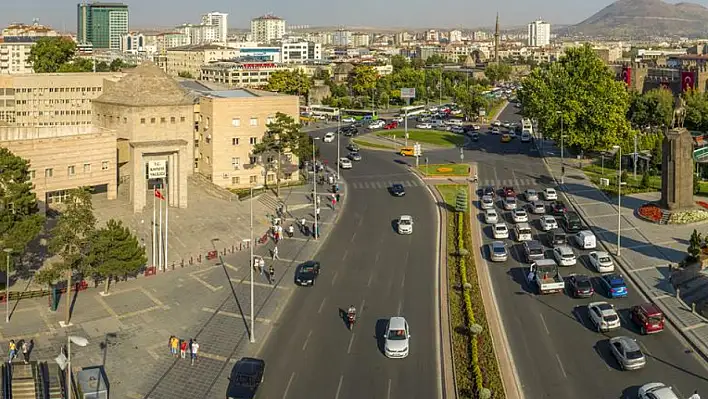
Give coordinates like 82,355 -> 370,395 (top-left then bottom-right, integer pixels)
512,209 -> 529,223
524,189 -> 539,202
588,301 -> 621,332
523,240 -> 545,263
492,223 -> 509,239
384,121 -> 399,129
416,123 -> 432,129
342,117 -> 356,123
529,201 -> 546,215
368,120 -> 386,129
539,215 -> 558,231
549,201 -> 568,216
567,274 -> 594,298
572,230 -> 597,249
543,188 -> 558,200
480,195 -> 494,209
482,186 -> 495,198
553,245 -> 577,266
638,383 -> 679,399
339,158 -> 353,169
484,209 -> 499,224
347,143 -> 360,151
227,357 -> 265,399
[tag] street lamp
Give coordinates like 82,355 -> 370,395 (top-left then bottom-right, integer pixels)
336,110 -> 341,180
612,145 -> 627,256
312,137 -> 321,240
3,248 -> 11,323
247,184 -> 263,343
66,335 -> 89,399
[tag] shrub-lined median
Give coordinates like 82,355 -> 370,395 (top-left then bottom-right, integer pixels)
376,129 -> 464,147
419,163 -> 469,177
351,138 -> 396,150
438,185 -> 504,398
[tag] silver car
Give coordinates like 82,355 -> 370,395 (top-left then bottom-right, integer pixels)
529,201 -> 546,215
480,195 -> 494,210
489,241 -> 508,262
524,189 -> 539,202
609,336 -> 646,370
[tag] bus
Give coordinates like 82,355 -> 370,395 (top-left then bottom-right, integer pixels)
400,104 -> 427,117
342,109 -> 379,121
310,105 -> 340,118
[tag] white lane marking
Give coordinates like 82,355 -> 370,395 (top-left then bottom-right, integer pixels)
347,333 -> 355,354
331,272 -> 338,286
318,297 -> 327,314
368,272 -> 374,287
282,372 -> 295,399
335,375 -> 344,399
302,330 -> 312,351
374,251 -> 381,265
359,299 -> 366,319
397,300 -> 403,315
387,379 -> 392,399
555,354 -> 568,378
352,232 -> 358,241
342,249 -> 348,261
401,271 -> 406,288
539,314 -> 550,335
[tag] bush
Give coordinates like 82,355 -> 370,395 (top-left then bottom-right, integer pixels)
641,171 -> 650,188
620,170 -> 629,183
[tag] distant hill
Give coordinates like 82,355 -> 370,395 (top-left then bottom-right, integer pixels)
571,0 -> 708,37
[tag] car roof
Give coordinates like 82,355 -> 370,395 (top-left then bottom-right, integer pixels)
545,188 -> 556,191
555,245 -> 573,254
388,316 -> 407,329
491,241 -> 505,248
525,240 -> 543,249
636,302 -> 663,316
641,383 -> 677,399
399,215 -> 412,220
610,336 -> 641,351
604,274 -> 624,282
486,208 -> 497,213
591,251 -> 609,257
572,274 -> 591,282
516,222 -> 531,229
494,223 -> 507,228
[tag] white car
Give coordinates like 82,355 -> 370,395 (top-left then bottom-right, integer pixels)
492,223 -> 509,239
552,245 -> 577,266
339,158 -> 352,169
588,302 -> 621,332
484,209 -> 499,224
323,132 -> 335,143
524,189 -> 539,202
480,195 -> 494,210
638,383 -> 679,399
512,209 -> 529,223
491,120 -> 501,127
503,196 -> 517,210
416,123 -> 432,129
384,316 -> 410,358
397,215 -> 413,235
392,116 -> 404,123
588,251 -> 615,273
342,117 -> 356,123
472,124 -> 481,130
539,215 -> 558,231
543,188 -> 558,200
368,120 -> 385,129
450,126 -> 465,134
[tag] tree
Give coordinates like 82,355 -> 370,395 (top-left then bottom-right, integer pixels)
425,54 -> 447,66
628,88 -> 674,128
455,85 -> 487,121
265,70 -> 311,98
411,57 -> 426,69
688,229 -> 702,260
177,71 -> 194,79
109,58 -> 132,72
27,37 -> 76,73
484,62 -> 512,83
651,137 -> 663,169
684,89 -> 708,132
641,171 -> 650,188
349,65 -> 378,96
252,113 -> 303,197
58,57 -> 94,73
86,219 -> 146,294
517,44 -> 632,152
0,148 -> 44,271
390,55 -> 409,71
47,187 -> 96,324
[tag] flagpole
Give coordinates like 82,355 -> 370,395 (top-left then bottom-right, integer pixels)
152,186 -> 156,269
164,178 -> 169,270
158,184 -> 163,271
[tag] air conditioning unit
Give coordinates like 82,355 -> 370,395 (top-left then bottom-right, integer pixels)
222,173 -> 229,179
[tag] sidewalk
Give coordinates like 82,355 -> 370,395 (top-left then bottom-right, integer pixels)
538,139 -> 708,362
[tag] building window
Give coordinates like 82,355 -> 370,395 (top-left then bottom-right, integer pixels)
232,138 -> 239,145
231,157 -> 240,168
267,174 -> 274,182
180,116 -> 186,122
249,137 -> 257,145
83,163 -> 91,173
68,165 -> 75,176
232,118 -> 240,127
171,117 -> 176,123
206,156 -> 211,165
160,117 -> 166,123
249,156 -> 257,164
249,175 -> 257,183
140,118 -> 146,124
45,168 -> 53,178
150,117 -> 156,124
101,161 -> 109,170
232,176 -> 240,185
250,117 -> 258,126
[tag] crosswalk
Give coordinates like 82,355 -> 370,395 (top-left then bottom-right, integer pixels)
478,178 -> 539,187
349,179 -> 422,190
258,192 -> 283,210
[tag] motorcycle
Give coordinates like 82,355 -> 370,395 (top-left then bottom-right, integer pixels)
347,312 -> 356,330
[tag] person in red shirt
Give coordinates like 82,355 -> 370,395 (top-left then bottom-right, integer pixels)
180,339 -> 188,359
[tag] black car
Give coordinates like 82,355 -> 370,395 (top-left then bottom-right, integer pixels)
227,357 -> 265,399
562,211 -> 583,233
549,201 -> 568,216
482,186 -> 495,198
342,126 -> 357,136
347,143 -> 359,151
294,261 -> 320,286
567,274 -> 594,298
390,183 -> 405,197
470,132 -> 479,141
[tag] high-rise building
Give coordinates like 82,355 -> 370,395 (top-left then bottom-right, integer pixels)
449,30 -> 463,43
250,14 -> 285,44
77,2 -> 129,50
201,12 -> 228,43
527,18 -> 551,47
332,29 -> 351,46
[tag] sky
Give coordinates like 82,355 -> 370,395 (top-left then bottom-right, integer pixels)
3,0 -> 708,32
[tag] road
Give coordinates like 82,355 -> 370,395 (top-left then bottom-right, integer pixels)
257,127 -> 440,399
457,105 -> 708,398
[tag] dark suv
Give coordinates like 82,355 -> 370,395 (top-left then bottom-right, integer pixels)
562,211 -> 583,233
227,357 -> 265,399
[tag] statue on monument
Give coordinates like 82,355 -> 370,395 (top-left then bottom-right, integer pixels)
671,95 -> 687,129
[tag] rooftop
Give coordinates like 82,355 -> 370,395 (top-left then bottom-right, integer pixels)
95,62 -> 194,107
253,14 -> 283,21
207,90 -> 258,99
168,44 -> 232,52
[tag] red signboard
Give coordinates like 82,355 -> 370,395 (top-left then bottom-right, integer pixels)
681,70 -> 696,92
621,66 -> 632,86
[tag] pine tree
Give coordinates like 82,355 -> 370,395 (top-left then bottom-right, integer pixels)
86,219 -> 147,294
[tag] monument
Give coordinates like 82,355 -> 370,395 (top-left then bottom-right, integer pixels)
660,95 -> 694,210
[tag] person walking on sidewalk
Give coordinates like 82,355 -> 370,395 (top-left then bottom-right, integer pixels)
316,207 -> 321,218
21,340 -> 32,364
190,339 -> 199,366
8,340 -> 16,362
272,246 -> 280,260
268,265 -> 275,284
287,224 -> 294,238
170,336 -> 179,357
180,339 -> 188,359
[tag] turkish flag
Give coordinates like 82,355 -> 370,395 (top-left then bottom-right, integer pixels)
621,67 -> 632,85
155,189 -> 165,200
681,71 -> 695,92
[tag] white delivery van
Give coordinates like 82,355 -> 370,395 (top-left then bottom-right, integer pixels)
515,223 -> 533,242
573,230 -> 597,249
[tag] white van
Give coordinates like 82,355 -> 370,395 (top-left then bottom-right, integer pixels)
515,223 -> 533,242
521,130 -> 531,143
446,119 -> 463,127
573,230 -> 597,249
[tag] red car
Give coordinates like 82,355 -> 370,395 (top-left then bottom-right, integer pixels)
384,121 -> 398,129
630,303 -> 664,334
501,186 -> 515,198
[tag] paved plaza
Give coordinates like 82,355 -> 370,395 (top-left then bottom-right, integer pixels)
0,177 -> 345,399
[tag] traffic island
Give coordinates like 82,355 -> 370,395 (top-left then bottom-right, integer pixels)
419,163 -> 470,178
438,184 -> 504,399
350,137 -> 396,151
376,129 -> 464,148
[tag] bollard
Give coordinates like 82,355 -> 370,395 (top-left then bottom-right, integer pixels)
676,288 -> 681,299
189,256 -> 194,265
232,245 -> 235,253
223,248 -> 227,256
692,302 -> 697,314
198,254 -> 202,263
181,259 -> 185,268
171,262 -> 175,270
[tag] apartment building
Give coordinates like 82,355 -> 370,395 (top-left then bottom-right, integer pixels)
0,72 -> 123,127
350,33 -> 370,47
250,15 -> 286,44
2,23 -> 58,37
0,22 -> 60,75
197,89 -> 299,189
281,41 -> 321,63
200,61 -> 292,88
201,12 -> 228,43
527,19 -> 551,47
165,44 -> 238,78
155,32 -> 190,54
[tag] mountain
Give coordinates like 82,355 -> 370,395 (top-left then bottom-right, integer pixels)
572,0 -> 708,37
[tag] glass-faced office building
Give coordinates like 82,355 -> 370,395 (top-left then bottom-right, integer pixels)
77,2 -> 129,50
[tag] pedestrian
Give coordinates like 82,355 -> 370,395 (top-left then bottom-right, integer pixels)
21,340 -> 32,364
268,265 -> 275,284
316,207 -> 321,217
170,336 -> 179,357
8,340 -> 16,362
300,217 -> 306,228
331,197 -> 336,210
335,193 -> 341,203
180,339 -> 188,359
287,224 -> 294,238
689,390 -> 700,399
190,339 -> 199,365
272,246 -> 279,260
168,335 -> 175,355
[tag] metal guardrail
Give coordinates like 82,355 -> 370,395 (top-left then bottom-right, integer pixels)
694,146 -> 708,161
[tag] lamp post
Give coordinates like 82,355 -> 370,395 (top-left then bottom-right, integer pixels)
3,248 -> 10,323
612,145 -> 626,256
312,137 -> 321,240
247,183 -> 263,342
557,111 -> 565,184
66,335 -> 89,399
336,110 -> 341,180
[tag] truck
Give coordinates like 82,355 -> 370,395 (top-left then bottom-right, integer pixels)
527,259 -> 565,294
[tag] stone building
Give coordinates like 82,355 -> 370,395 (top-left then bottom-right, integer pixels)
611,62 -> 708,95
92,62 -> 195,213
164,44 -> 238,79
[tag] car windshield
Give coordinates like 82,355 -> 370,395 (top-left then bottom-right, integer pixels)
400,219 -> 411,225
647,315 -> 663,324
598,256 -> 612,263
528,247 -> 543,255
562,253 -> 574,259
506,198 -> 515,203
603,314 -> 619,322
495,226 -> 506,231
388,329 -> 407,340
301,266 -> 316,273
576,279 -> 592,289
625,350 -> 644,360
493,246 -> 506,254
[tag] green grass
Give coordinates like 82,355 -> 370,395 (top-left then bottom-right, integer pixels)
437,184 -> 466,206
487,100 -> 507,120
351,138 -> 396,150
583,164 -> 708,195
376,129 -> 464,147
419,163 -> 469,176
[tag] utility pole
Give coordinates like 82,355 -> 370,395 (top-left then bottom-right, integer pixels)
633,134 -> 638,178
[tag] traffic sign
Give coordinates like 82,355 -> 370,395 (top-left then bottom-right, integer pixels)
414,143 -> 422,157
401,88 -> 416,99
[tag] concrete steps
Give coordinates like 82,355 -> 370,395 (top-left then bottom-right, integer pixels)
10,362 -> 38,399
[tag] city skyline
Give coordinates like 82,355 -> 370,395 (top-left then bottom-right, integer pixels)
4,0 -> 707,32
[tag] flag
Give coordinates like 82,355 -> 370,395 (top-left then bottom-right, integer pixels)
155,189 -> 165,200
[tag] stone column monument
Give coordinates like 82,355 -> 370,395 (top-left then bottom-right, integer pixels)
660,96 -> 694,210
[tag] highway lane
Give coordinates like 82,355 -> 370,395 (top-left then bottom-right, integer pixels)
469,107 -> 708,398
257,128 -> 439,399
